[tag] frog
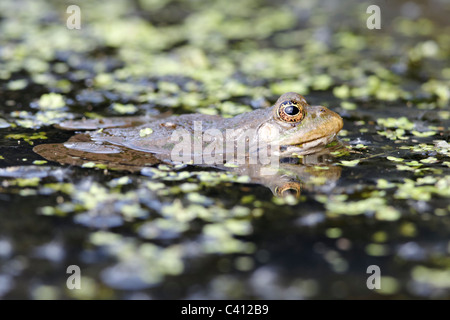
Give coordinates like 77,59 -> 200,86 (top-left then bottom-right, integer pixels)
33,134 -> 342,198
44,92 -> 343,165
32,92 -> 344,197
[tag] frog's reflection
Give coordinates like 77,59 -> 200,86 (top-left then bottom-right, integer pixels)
215,150 -> 341,198
33,133 -> 342,198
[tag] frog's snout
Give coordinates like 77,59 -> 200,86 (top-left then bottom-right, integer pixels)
329,108 -> 344,134
313,105 -> 344,135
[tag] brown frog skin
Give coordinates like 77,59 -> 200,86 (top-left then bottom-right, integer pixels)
33,134 -> 342,198
50,92 -> 344,162
33,92 -> 344,197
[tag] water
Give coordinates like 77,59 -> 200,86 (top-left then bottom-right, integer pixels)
0,0 -> 449,299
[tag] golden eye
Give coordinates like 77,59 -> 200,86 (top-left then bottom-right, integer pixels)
275,182 -> 302,198
276,100 -> 305,123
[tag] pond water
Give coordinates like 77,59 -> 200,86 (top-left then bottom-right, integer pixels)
0,0 -> 449,299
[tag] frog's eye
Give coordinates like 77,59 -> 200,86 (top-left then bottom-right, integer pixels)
275,182 -> 302,198
276,100 -> 305,123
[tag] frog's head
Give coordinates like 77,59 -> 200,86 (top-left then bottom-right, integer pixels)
259,92 -> 343,154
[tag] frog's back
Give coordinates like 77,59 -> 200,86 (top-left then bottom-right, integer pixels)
59,113 -> 225,156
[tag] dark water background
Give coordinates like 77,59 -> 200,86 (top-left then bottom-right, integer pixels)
0,0 -> 449,299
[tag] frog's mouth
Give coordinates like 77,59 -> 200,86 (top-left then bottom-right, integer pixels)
279,134 -> 338,156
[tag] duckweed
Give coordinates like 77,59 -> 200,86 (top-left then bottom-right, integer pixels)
0,0 -> 448,300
